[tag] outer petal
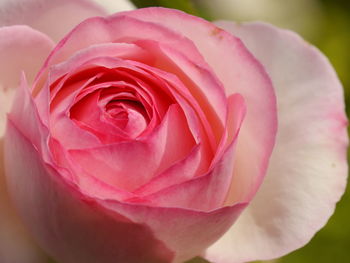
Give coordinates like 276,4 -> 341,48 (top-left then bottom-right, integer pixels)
205,22 -> 348,262
0,141 -> 48,263
0,26 -> 54,262
0,0 -> 106,42
0,25 -> 54,135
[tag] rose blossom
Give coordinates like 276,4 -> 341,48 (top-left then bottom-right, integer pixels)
0,0 -> 348,263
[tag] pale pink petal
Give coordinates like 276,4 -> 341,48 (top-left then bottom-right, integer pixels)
0,25 -> 54,135
0,25 -> 54,87
0,29 -> 52,261
8,74 -> 51,162
205,21 -> 349,263
5,121 -> 174,263
122,7 -> 277,205
0,141 -> 49,263
0,0 -> 107,42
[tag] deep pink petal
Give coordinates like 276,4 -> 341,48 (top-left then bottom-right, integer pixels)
205,21 -> 349,263
133,145 -> 201,196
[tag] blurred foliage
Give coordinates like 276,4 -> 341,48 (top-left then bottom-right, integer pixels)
315,1 -> 350,117
130,0 -> 211,19
186,256 -> 211,263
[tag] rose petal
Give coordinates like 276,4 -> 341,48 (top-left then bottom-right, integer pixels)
0,25 -> 54,88
8,74 -> 52,162
133,145 -> 202,196
0,0 -> 107,42
0,25 -> 54,135
205,21 -> 348,263
0,139 -> 49,263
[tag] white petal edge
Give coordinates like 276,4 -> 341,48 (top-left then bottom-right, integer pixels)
205,21 -> 348,263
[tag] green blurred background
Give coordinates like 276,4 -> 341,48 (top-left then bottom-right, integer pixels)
130,1 -> 350,262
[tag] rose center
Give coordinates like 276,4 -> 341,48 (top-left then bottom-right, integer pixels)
69,87 -> 151,143
103,99 -> 149,137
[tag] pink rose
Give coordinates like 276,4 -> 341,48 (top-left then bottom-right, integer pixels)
1,1 -> 348,263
